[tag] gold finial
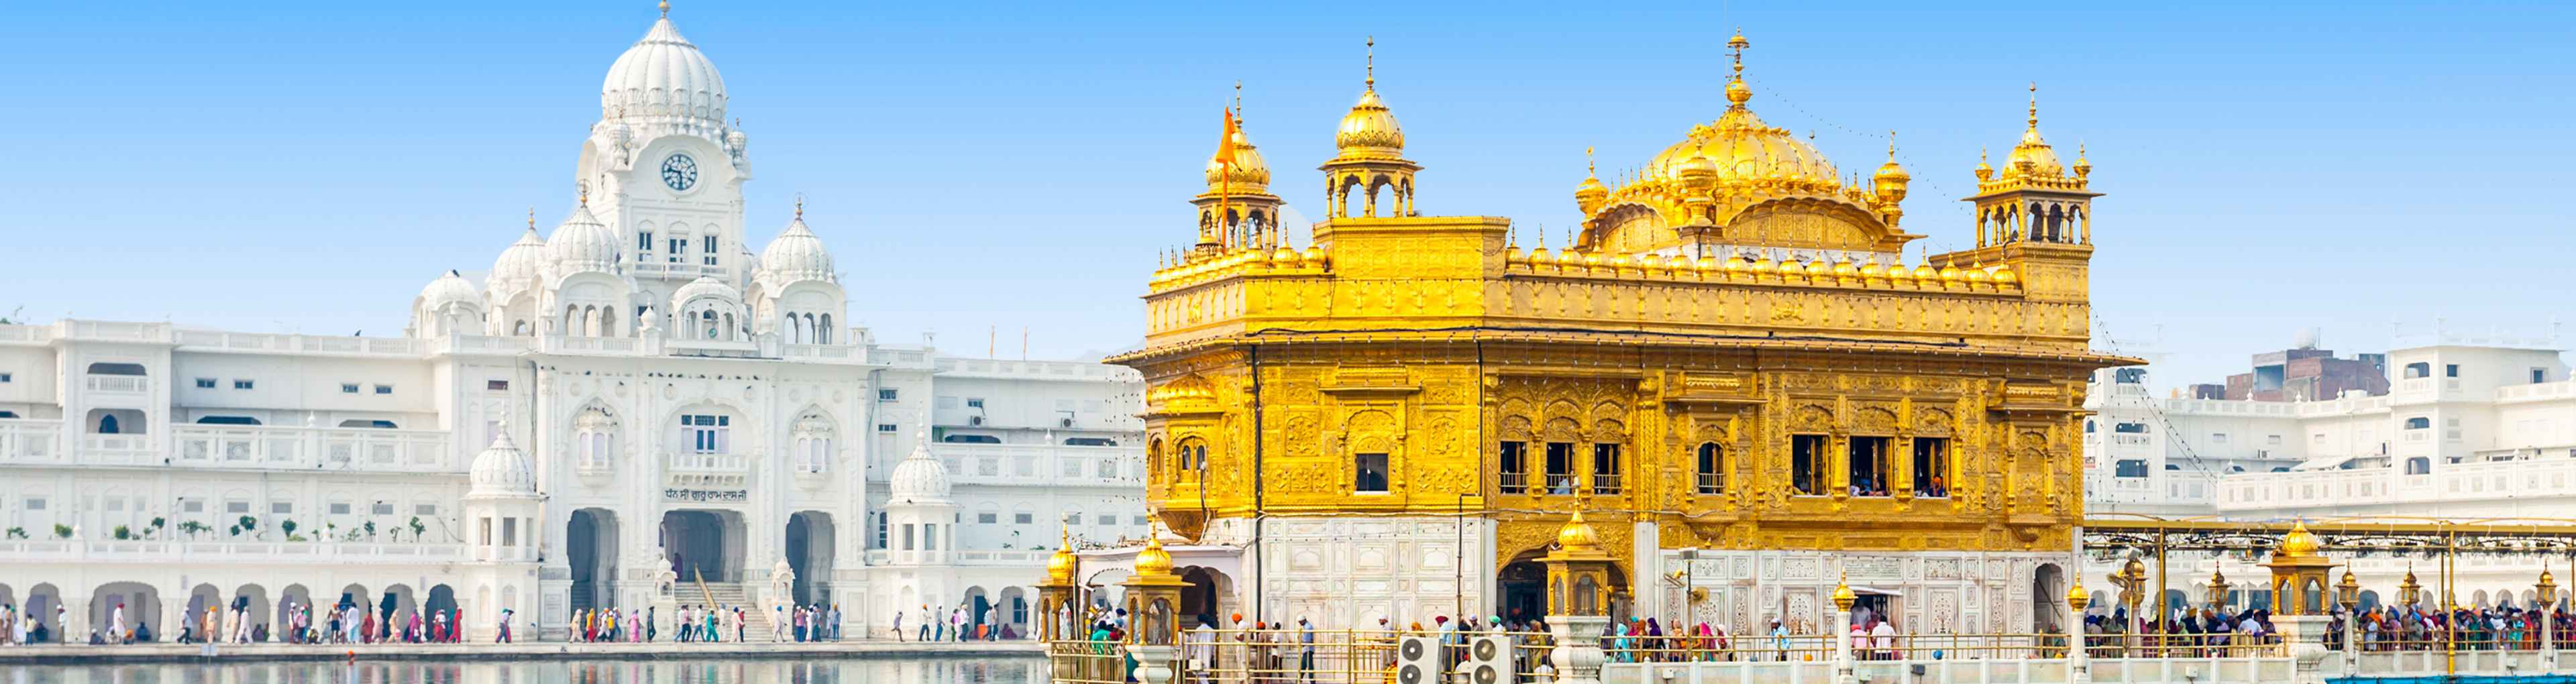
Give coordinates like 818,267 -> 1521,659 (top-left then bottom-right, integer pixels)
1586,146 -> 1597,176
1233,80 -> 1243,117
659,0 -> 670,17
794,193 -> 806,219
578,182 -> 590,207
527,207 -> 536,231
1364,36 -> 1376,91
2027,82 -> 2039,128
1727,29 -> 1748,78
1887,130 -> 1898,160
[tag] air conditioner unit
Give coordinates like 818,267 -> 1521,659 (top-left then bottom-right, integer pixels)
1061,417 -> 1075,428
969,416 -> 983,426
1395,635 -> 1440,684
1463,634 -> 1511,684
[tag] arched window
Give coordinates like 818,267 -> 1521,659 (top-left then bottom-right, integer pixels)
2402,362 -> 2431,379
574,408 -> 615,473
700,310 -> 718,339
792,412 -> 836,474
818,314 -> 833,344
2404,416 -> 2431,430
2405,457 -> 2432,475
1695,443 -> 1723,494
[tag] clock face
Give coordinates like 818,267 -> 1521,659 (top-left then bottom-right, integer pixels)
660,153 -> 699,192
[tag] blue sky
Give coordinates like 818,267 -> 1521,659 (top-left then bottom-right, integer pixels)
4,1 -> 2571,386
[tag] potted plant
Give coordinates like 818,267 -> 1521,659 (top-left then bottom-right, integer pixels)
113,524 -> 131,540
178,520 -> 211,539
363,520 -> 378,540
52,524 -> 73,539
407,516 -> 427,542
282,519 -> 301,541
238,515 -> 258,539
4,526 -> 22,539
147,516 -> 166,539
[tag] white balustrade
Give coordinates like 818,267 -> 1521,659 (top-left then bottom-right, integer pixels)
0,419 -> 63,463
83,374 -> 150,393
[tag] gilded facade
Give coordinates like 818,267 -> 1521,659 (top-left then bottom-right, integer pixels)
1110,34 -> 2129,632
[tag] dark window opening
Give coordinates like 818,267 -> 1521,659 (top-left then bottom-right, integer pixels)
1544,443 -> 1575,495
195,416 -> 262,425
1695,443 -> 1723,495
1848,437 -> 1891,497
1591,443 -> 1622,495
2115,459 -> 2149,477
1064,437 -> 1117,447
1912,438 -> 1949,497
1791,435 -> 1825,496
1498,441 -> 1527,494
1354,453 -> 1389,493
941,434 -> 1001,444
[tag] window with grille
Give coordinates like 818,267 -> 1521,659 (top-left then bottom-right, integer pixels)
1791,435 -> 1825,496
1354,453 -> 1389,493
1591,444 -> 1622,494
1497,441 -> 1527,494
1847,437 -> 1890,497
1695,443 -> 1724,494
1912,438 -> 1951,497
1544,443 -> 1575,494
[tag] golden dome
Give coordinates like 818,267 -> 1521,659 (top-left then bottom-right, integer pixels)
1913,264 -> 1938,280
1860,262 -> 1886,278
1134,533 -> 1175,576
2279,521 -> 2323,557
2003,85 -> 2064,178
1973,148 -> 1994,182
1627,32 -> 1837,199
1555,509 -> 1602,550
2072,144 -> 2092,178
2065,577 -> 2090,610
1334,89 -> 1404,162
1205,121 -> 1271,192
1047,526 -> 1079,583
1831,260 -> 1859,278
1937,264 -> 1962,281
1990,264 -> 2017,285
1872,134 -> 1910,204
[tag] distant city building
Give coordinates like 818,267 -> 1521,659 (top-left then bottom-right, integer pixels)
2210,334 -> 2389,402
2082,323 -> 2571,610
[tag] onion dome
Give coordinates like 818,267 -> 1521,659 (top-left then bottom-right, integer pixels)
671,275 -> 739,307
2279,521 -> 2322,557
2004,85 -> 2063,178
2072,143 -> 2092,179
1677,148 -> 1720,191
493,215 -> 548,285
1134,532 -> 1175,576
1644,33 -> 1837,192
467,423 -> 537,497
546,198 -> 621,275
1204,118 -> 1271,192
1872,135 -> 1911,204
417,270 -> 481,312
1555,509 -> 1602,550
888,433 -> 952,502
600,6 -> 727,122
758,200 -> 835,284
1046,527 -> 1080,584
1913,264 -> 1939,280
1974,148 -> 1994,182
1333,87 -> 1405,162
1831,573 -> 1857,611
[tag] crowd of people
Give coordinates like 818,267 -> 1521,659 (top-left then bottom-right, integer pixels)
1,603 -> 63,644
566,603 -> 847,643
893,603 -> 1015,641
2342,604 -> 2576,652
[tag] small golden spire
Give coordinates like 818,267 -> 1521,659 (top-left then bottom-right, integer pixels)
659,0 -> 670,18
527,207 -> 536,231
1887,130 -> 1898,161
794,193 -> 806,219
2027,82 -> 2040,129
1586,146 -> 1597,176
1727,29 -> 1748,79
578,182 -> 590,207
1364,36 -> 1377,91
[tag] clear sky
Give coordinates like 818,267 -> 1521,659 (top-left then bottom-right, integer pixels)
5,1 -> 2571,387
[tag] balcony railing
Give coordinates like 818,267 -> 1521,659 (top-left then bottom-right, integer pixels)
0,419 -> 62,463
0,538 -> 468,563
171,424 -> 451,471
81,433 -> 156,464
83,375 -> 150,393
669,451 -> 746,472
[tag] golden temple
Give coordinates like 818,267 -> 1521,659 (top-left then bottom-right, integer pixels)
1112,32 -> 2130,626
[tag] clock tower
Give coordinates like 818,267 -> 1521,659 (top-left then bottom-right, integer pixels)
576,3 -> 754,308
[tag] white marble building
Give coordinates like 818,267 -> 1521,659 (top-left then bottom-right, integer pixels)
2079,324 -> 2575,612
0,5 -> 1142,643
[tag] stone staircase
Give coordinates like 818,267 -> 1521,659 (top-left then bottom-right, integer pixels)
687,582 -> 776,642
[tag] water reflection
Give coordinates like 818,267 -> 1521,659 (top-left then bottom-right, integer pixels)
3,656 -> 1045,684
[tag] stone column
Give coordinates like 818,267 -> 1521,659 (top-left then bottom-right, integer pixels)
2275,614 -> 2333,684
1548,615 -> 1609,684
1832,575 -> 1858,684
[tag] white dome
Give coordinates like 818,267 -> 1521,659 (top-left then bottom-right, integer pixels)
468,428 -> 537,497
759,214 -> 835,284
672,275 -> 740,307
601,16 -> 726,123
888,437 -> 951,502
546,203 -> 621,275
492,225 -> 547,286
418,270 -> 482,312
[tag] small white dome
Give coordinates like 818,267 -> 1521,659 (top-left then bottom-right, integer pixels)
672,275 -> 740,307
888,436 -> 951,502
601,16 -> 726,123
418,270 -> 482,312
468,427 -> 537,497
492,226 -> 547,285
546,203 -> 621,275
759,214 -> 835,284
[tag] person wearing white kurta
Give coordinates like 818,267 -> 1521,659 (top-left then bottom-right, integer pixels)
109,604 -> 126,642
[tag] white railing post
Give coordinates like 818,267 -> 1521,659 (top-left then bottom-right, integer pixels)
1548,614 -> 1609,684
